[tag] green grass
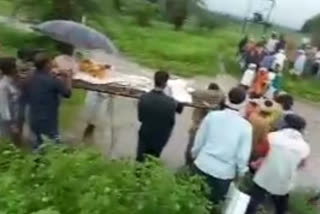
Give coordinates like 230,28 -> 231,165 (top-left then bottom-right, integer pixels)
0,0 -> 13,16
91,16 -> 319,101
91,16 -> 240,77
289,191 -> 319,214
283,74 -> 320,102
59,89 -> 86,130
0,12 -> 318,102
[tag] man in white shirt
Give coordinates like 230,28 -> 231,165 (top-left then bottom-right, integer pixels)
265,33 -> 278,54
240,63 -> 257,90
192,87 -> 252,203
246,114 -> 310,214
273,49 -> 287,72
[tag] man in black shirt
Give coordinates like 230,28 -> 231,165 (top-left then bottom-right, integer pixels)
137,71 -> 183,162
22,53 -> 72,149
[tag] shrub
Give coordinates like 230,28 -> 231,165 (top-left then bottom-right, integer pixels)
125,0 -> 159,27
0,141 -> 212,214
289,191 -> 318,214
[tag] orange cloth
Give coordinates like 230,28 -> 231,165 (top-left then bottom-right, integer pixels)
248,113 -> 271,159
250,69 -> 269,96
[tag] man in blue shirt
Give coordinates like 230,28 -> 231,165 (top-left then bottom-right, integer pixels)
22,53 -> 72,149
192,87 -> 253,203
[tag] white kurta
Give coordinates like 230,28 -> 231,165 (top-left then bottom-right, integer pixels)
254,129 -> 310,195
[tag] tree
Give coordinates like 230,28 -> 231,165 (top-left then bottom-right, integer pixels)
301,14 -> 320,33
13,0 -> 108,21
165,0 -> 205,30
301,14 -> 320,48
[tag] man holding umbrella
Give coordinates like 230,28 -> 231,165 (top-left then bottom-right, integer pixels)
21,53 -> 72,149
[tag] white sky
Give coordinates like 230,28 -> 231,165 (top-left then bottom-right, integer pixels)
205,0 -> 320,29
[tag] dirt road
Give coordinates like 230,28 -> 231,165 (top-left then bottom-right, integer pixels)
66,51 -> 320,189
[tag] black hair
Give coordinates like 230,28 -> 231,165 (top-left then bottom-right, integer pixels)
275,94 -> 294,111
17,48 -> 44,62
34,53 -> 52,70
208,83 -> 220,90
0,57 -> 17,75
154,71 -> 169,88
284,114 -> 306,132
228,87 -> 246,105
264,100 -> 273,108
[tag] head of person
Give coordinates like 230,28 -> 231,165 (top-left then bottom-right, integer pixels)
208,83 -> 220,91
274,94 -> 294,111
284,114 -> 306,133
256,42 -> 264,52
34,53 -> 52,72
17,48 -> 44,62
154,70 -> 169,89
271,32 -> 277,39
278,49 -> 285,55
225,87 -> 247,111
57,43 -> 74,56
248,63 -> 257,71
259,99 -> 274,117
0,57 -> 17,76
245,99 -> 260,118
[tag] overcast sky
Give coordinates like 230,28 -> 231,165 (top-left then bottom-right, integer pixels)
205,0 -> 320,29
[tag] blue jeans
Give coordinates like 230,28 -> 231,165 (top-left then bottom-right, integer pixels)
193,166 -> 232,204
31,126 -> 60,150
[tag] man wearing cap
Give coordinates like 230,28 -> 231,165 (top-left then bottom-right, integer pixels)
246,114 -> 310,214
240,63 -> 257,91
185,83 -> 225,165
191,87 -> 252,203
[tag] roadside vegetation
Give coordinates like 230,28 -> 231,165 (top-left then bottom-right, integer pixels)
0,141 -> 211,214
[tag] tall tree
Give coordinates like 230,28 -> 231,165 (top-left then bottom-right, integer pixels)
14,0 -> 106,21
165,0 -> 205,30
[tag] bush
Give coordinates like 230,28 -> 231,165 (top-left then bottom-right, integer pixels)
0,24 -> 57,56
0,141 -> 212,214
125,0 -> 159,26
289,191 -> 318,214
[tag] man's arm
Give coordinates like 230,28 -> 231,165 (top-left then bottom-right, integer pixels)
137,97 -> 145,123
236,125 -> 253,177
191,114 -> 210,159
54,70 -> 72,98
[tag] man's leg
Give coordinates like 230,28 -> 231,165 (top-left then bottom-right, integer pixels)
271,194 -> 289,214
193,166 -> 232,204
208,176 -> 232,203
136,139 -> 147,162
246,183 -> 268,214
185,132 -> 196,166
83,124 -> 96,141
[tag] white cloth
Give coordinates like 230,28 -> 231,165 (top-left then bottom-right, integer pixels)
83,91 -> 109,125
192,109 -> 253,180
254,129 -> 310,195
266,39 -> 278,53
165,79 -> 192,103
273,52 -> 287,71
240,69 -> 256,87
0,76 -> 18,121
293,54 -> 307,76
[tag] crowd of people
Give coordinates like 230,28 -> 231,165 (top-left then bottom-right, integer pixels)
0,41 -> 315,214
138,70 -> 311,214
238,32 -> 320,100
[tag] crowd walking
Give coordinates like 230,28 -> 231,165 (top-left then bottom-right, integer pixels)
0,36 -> 316,213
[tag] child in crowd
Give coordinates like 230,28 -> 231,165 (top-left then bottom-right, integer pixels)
0,58 -> 20,138
240,63 -> 257,91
